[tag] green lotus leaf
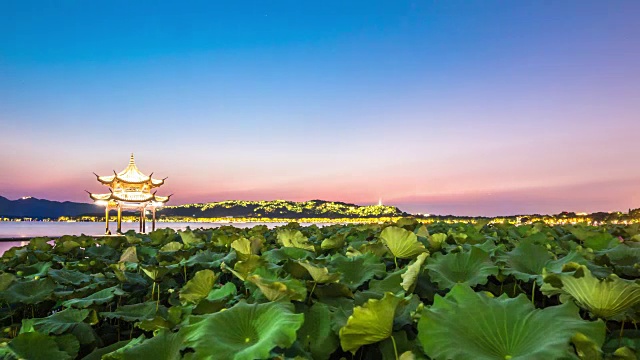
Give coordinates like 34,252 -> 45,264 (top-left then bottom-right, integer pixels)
247,274 -> 307,302
48,268 -> 92,285
25,237 -> 52,251
542,264 -> 640,319
369,269 -> 404,295
231,237 -> 253,260
159,241 -> 183,252
85,245 -> 119,260
0,272 -> 16,291
415,224 -> 429,238
192,282 -> 238,315
379,331 -> 422,360
314,282 -> 355,299
1,277 -> 56,304
298,260 -> 340,284
180,301 -> 304,360
262,247 -> 315,264
15,261 -> 52,278
597,244 -> 640,277
426,246 -> 498,290
321,233 -> 347,250
380,226 -> 428,259
81,339 -> 141,360
277,229 -> 315,252
54,238 -> 82,253
358,241 -> 390,258
25,308 -> 90,335
62,286 -> 126,308
330,253 -> 387,290
418,284 -> 606,360
180,269 -> 218,305
572,332 -> 603,360
55,334 -> 81,359
612,347 -> 636,360
297,302 -> 340,360
148,228 -> 177,246
339,292 -> 405,354
100,301 -> 166,322
141,265 -> 170,281
119,246 -> 139,263
5,331 -> 74,360
183,249 -> 234,269
179,228 -> 205,247
401,252 -> 429,292
427,233 -> 447,250
103,329 -> 183,360
583,233 -> 619,251
234,254 -> 265,279
498,241 -> 553,283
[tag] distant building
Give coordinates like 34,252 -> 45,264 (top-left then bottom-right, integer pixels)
87,154 -> 171,234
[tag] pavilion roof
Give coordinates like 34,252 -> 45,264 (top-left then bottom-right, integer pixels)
88,190 -> 171,204
96,154 -> 166,186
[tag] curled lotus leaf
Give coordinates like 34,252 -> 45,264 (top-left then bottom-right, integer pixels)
298,260 -> 340,284
321,233 -> 347,250
180,301 -> 304,360
179,269 -> 218,305
339,292 -> 405,354
178,229 -> 205,247
418,284 -> 606,360
426,246 -> 498,290
159,242 -> 183,252
119,246 -> 139,263
427,233 -> 447,250
542,264 -> 640,319
231,237 -> 253,260
380,226 -> 427,259
277,229 -> 315,252
401,252 -> 429,292
247,274 -> 307,302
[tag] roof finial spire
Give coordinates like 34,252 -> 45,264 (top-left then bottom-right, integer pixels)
129,153 -> 135,166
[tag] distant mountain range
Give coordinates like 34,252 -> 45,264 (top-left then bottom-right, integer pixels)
0,196 -> 100,218
0,196 -> 407,219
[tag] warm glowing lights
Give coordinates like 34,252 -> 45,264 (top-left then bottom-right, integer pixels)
87,154 -> 171,234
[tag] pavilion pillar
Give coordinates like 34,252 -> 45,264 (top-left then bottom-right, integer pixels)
117,205 -> 122,234
139,209 -> 143,233
105,206 -> 110,235
152,207 -> 156,231
142,208 -> 146,233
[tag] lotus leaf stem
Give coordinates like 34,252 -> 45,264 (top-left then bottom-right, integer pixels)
391,334 -> 399,360
308,281 -> 317,305
531,282 -> 535,304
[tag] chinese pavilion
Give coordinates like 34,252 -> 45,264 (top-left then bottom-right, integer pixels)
87,154 -> 171,234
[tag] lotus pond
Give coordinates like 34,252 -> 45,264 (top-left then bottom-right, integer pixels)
1,220 -> 640,359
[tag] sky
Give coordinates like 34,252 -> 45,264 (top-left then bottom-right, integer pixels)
1,1 -> 639,216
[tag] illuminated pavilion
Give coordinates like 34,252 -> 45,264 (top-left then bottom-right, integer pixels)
87,154 -> 171,234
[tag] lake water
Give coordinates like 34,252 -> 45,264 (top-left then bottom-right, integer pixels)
0,221 -> 298,254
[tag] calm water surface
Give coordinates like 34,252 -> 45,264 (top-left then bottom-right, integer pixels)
0,221 -> 299,254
